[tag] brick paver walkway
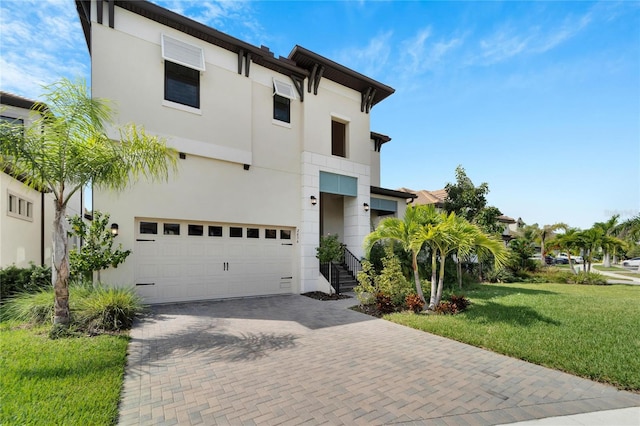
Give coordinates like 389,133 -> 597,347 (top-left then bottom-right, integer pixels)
118,295 -> 640,425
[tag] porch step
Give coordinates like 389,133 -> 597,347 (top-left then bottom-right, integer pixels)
334,263 -> 358,292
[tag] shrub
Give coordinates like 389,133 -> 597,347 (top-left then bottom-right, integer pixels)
0,263 -> 51,302
2,283 -> 145,334
435,294 -> 470,315
405,293 -> 424,313
375,292 -> 395,314
76,286 -> 145,332
2,287 -> 54,323
355,248 -> 413,309
316,234 -> 344,263
355,260 -> 377,305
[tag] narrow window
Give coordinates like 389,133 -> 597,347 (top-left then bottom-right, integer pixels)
247,228 -> 259,238
230,227 -> 243,238
140,222 -> 158,234
8,194 -> 15,213
188,224 -> 203,236
273,95 -> 290,123
280,230 -> 291,240
331,120 -> 346,157
265,229 -> 277,239
18,199 -> 25,215
163,223 -> 180,235
165,61 -> 200,108
208,226 -> 223,237
26,202 -> 33,218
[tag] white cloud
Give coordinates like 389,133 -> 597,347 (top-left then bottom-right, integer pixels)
334,31 -> 393,78
0,0 -> 89,100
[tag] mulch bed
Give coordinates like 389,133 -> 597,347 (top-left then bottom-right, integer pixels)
301,291 -> 352,301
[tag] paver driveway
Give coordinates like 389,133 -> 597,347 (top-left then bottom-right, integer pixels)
118,295 -> 639,425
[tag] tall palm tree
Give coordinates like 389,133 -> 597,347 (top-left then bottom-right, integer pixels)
364,204 -> 440,305
0,78 -> 177,326
523,223 -> 567,265
617,215 -> 640,272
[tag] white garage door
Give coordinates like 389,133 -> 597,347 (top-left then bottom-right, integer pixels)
134,219 -> 295,304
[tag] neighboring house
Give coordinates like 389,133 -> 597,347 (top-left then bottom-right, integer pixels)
75,0 -> 414,303
398,187 -> 447,210
0,92 -> 83,268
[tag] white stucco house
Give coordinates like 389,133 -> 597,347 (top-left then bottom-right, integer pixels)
0,92 -> 84,268
75,0 -> 414,303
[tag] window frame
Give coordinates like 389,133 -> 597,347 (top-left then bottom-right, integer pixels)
6,191 -> 33,222
331,119 -> 347,158
165,61 -> 200,109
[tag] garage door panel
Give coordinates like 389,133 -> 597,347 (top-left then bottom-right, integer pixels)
135,220 -> 295,303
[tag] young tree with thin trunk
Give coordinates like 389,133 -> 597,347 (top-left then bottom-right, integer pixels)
0,78 -> 177,326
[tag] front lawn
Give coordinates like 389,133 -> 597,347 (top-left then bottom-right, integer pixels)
0,323 -> 129,425
386,283 -> 640,391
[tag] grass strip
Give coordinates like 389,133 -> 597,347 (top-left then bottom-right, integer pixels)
386,283 -> 640,391
0,324 -> 129,425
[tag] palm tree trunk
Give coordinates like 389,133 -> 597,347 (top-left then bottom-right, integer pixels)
52,202 -> 70,325
435,256 -> 446,306
428,252 -> 438,310
568,254 -> 577,275
603,252 -> 611,268
457,259 -> 462,290
412,251 -> 426,307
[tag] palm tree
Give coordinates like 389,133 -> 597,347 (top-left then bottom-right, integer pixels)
522,223 -> 567,265
617,215 -> 640,272
548,228 -> 580,274
364,204 -> 440,306
0,78 -> 177,326
594,215 -> 620,267
416,212 -> 507,309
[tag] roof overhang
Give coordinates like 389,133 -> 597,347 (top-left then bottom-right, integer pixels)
0,92 -> 38,110
371,186 -> 417,200
75,0 -> 309,81
289,45 -> 395,111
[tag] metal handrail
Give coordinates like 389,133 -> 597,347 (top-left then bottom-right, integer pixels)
342,246 -> 362,279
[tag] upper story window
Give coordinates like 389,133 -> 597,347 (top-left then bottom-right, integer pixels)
273,78 -> 296,124
165,61 -> 200,108
332,120 -> 347,157
161,34 -> 205,110
274,95 -> 290,123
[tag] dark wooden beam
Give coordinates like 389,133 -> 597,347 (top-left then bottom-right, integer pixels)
308,63 -> 318,93
97,0 -> 103,24
108,0 -> 114,28
361,87 -> 371,112
237,49 -> 244,74
291,76 -> 304,102
245,53 -> 251,77
313,66 -> 324,95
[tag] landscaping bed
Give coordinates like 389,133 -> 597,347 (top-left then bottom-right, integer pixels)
302,291 -> 351,301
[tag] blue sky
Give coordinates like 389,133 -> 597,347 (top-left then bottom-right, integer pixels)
1,0 -> 638,229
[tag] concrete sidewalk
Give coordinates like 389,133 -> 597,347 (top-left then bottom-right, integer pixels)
118,295 -> 640,425
592,264 -> 640,285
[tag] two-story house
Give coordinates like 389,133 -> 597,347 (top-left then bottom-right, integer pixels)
0,92 -> 84,268
75,0 -> 414,303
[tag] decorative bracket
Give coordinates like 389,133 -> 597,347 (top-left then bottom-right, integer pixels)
307,64 -> 324,95
361,87 -> 376,113
290,76 -> 304,102
237,50 -> 251,77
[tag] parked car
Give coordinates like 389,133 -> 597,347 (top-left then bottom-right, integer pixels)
622,257 -> 640,267
556,253 -> 583,264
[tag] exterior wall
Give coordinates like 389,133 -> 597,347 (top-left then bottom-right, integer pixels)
87,1 -> 389,297
370,147 -> 381,187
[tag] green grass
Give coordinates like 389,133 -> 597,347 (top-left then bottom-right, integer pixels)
0,323 -> 129,425
386,283 -> 640,391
